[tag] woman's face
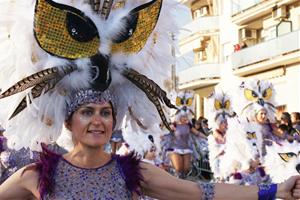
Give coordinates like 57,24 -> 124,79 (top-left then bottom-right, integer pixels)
194,123 -> 201,129
256,109 -> 267,124
179,115 -> 189,124
291,114 -> 297,124
66,102 -> 114,148
219,120 -> 228,132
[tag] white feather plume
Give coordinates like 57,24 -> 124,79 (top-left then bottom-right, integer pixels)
265,141 -> 300,183
232,79 -> 277,123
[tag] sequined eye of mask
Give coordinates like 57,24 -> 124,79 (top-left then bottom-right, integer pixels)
34,0 -> 162,59
34,0 -> 100,59
111,0 -> 162,54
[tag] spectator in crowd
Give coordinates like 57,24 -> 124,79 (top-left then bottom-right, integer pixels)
200,117 -> 211,136
276,124 -> 291,143
279,112 -> 296,142
291,112 -> 300,135
280,112 -> 295,133
193,119 -> 205,136
240,41 -> 248,49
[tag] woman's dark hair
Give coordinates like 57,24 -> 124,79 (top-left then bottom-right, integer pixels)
281,112 -> 292,126
278,124 -> 288,132
280,112 -> 297,135
291,112 -> 300,123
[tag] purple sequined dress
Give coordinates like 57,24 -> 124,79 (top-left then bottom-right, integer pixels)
171,123 -> 193,154
37,146 -> 142,200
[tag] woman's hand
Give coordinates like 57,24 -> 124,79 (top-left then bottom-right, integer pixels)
292,177 -> 300,199
277,175 -> 300,199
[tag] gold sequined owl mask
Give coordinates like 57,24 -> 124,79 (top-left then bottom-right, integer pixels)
1,0 -> 177,132
34,0 -> 162,59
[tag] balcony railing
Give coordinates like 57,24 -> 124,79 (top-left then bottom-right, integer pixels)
179,16 -> 219,40
177,63 -> 221,85
232,29 -> 300,69
231,0 -> 264,15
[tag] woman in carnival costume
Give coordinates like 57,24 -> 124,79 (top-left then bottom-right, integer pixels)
168,90 -> 207,179
206,86 -> 235,182
221,79 -> 278,185
0,0 -> 299,199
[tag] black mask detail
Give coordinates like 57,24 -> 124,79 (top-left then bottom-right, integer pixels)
66,12 -> 99,42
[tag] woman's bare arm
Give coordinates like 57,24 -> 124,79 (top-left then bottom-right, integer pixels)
140,162 -> 201,200
140,162 -> 300,200
0,165 -> 40,200
191,127 -> 207,139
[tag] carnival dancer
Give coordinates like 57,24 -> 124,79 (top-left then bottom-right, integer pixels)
222,79 -> 277,185
169,91 -> 207,179
207,86 -> 235,182
0,0 -> 299,199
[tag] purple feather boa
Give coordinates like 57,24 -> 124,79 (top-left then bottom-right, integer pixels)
36,143 -> 61,199
115,152 -> 143,195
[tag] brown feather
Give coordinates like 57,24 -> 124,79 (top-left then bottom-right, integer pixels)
101,0 -> 114,19
122,68 -> 174,131
89,0 -> 101,12
8,81 -> 58,120
0,67 -> 59,99
7,65 -> 77,119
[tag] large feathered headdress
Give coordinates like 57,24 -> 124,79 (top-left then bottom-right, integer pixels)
0,0 -> 184,150
233,79 -> 277,123
169,90 -> 194,122
207,85 -> 235,130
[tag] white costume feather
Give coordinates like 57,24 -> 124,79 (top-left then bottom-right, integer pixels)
265,141 -> 300,183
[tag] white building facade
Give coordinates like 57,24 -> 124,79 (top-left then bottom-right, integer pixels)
177,0 -> 300,119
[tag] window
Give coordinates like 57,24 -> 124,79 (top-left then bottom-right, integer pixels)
192,6 -> 209,19
194,49 -> 207,64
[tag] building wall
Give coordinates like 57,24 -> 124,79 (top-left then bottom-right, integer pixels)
285,64 -> 300,112
195,85 -> 215,118
177,0 -> 300,120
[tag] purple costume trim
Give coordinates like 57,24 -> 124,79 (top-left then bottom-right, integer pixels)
0,136 -> 7,153
258,183 -> 277,200
36,145 -> 143,199
35,144 -> 61,199
258,167 -> 266,177
115,151 -> 143,195
233,172 -> 243,180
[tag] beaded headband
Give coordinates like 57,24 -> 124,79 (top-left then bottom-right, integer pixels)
66,89 -> 116,119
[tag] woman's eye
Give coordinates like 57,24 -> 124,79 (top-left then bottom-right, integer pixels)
101,110 -> 112,118
81,110 -> 93,116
